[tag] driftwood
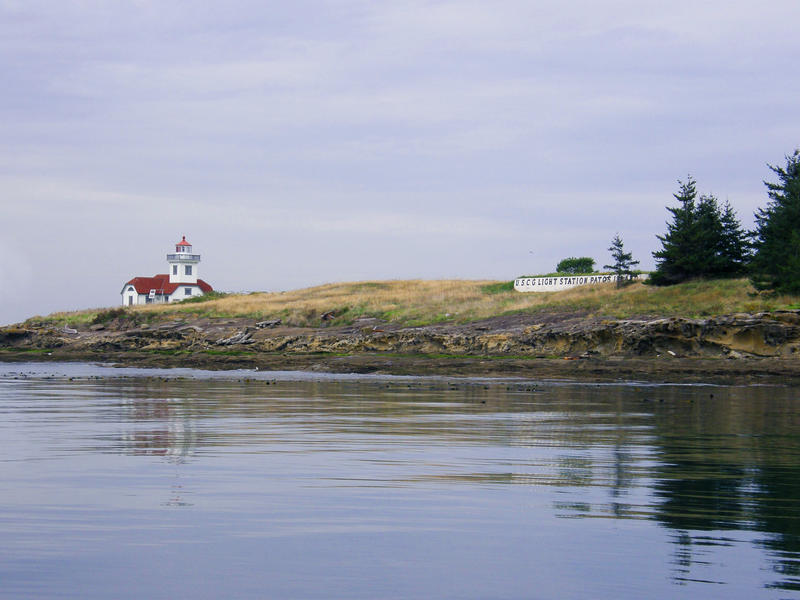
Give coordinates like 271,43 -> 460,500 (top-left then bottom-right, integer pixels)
255,319 -> 281,329
215,328 -> 254,345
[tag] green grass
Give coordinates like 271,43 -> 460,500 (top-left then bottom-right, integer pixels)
24,308 -> 159,329
176,291 -> 230,304
506,278 -> 782,319
481,281 -> 515,294
201,349 -> 257,356
0,347 -> 52,354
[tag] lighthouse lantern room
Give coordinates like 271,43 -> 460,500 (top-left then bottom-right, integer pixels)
121,236 -> 213,306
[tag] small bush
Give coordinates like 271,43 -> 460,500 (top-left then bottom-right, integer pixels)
177,291 -> 230,304
92,308 -> 127,324
556,257 -> 596,274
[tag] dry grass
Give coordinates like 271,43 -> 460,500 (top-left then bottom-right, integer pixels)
134,278 -> 798,325
24,278 -> 800,328
138,279 -> 502,325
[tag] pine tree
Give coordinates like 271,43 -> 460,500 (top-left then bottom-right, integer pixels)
603,233 -> 639,287
650,177 -> 699,285
651,177 -> 749,285
718,200 -> 750,277
693,194 -> 725,277
750,150 -> 800,292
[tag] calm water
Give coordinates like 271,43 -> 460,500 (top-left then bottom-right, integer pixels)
2,362 -> 800,599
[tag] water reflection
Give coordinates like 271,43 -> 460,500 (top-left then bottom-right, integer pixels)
120,396 -> 196,463
93,377 -> 800,590
645,388 -> 800,591
2,364 -> 800,598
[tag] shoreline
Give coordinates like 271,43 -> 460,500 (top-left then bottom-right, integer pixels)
2,349 -> 799,385
3,308 -> 800,385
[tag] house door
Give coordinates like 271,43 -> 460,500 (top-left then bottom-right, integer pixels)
128,296 -> 133,306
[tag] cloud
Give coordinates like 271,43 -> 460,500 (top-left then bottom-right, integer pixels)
1,1 -> 800,322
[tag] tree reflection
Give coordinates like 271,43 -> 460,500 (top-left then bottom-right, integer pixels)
647,387 -> 800,590
752,463 -> 800,591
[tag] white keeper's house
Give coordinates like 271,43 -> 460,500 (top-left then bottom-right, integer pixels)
121,236 -> 213,306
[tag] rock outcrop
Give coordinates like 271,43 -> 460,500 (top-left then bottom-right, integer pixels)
4,310 -> 800,359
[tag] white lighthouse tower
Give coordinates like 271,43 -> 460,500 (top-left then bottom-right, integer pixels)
167,235 -> 200,284
120,236 -> 213,306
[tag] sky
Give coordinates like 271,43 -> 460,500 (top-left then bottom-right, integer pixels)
2,0 -> 800,324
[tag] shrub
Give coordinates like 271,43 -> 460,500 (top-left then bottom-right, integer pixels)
556,257 -> 595,274
91,308 -> 127,324
177,291 -> 230,304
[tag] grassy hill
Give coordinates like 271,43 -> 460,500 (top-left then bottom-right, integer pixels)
25,278 -> 800,329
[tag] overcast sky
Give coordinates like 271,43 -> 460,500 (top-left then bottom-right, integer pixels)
2,1 -> 799,324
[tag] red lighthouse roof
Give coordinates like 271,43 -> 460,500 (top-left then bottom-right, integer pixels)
123,275 -> 213,295
176,236 -> 191,246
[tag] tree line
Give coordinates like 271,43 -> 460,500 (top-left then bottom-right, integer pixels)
555,148 -> 800,293
652,148 -> 800,293
649,176 -> 749,285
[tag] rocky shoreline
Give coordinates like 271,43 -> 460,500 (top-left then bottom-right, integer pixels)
2,309 -> 800,383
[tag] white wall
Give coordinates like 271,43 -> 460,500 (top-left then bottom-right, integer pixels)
121,285 -> 138,306
121,288 -> 178,305
514,274 -> 649,293
168,286 -> 204,302
168,260 -> 199,284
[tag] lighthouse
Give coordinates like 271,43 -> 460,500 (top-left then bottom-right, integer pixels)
121,236 -> 213,306
167,236 -> 200,285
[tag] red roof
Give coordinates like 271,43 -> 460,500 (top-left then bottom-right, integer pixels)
123,274 -> 213,295
176,236 -> 192,246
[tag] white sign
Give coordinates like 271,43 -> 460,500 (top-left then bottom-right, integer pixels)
514,273 -> 648,293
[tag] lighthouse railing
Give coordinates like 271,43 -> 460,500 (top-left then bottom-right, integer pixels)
166,253 -> 201,262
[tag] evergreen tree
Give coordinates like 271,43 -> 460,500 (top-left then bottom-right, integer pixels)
603,233 -> 639,287
750,149 -> 800,293
693,194 -> 725,277
651,177 -> 749,285
718,200 -> 751,277
651,177 -> 699,285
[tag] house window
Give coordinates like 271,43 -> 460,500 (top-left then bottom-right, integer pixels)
185,265 -> 192,276
127,286 -> 134,292
173,265 -> 177,275
185,287 -> 192,295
